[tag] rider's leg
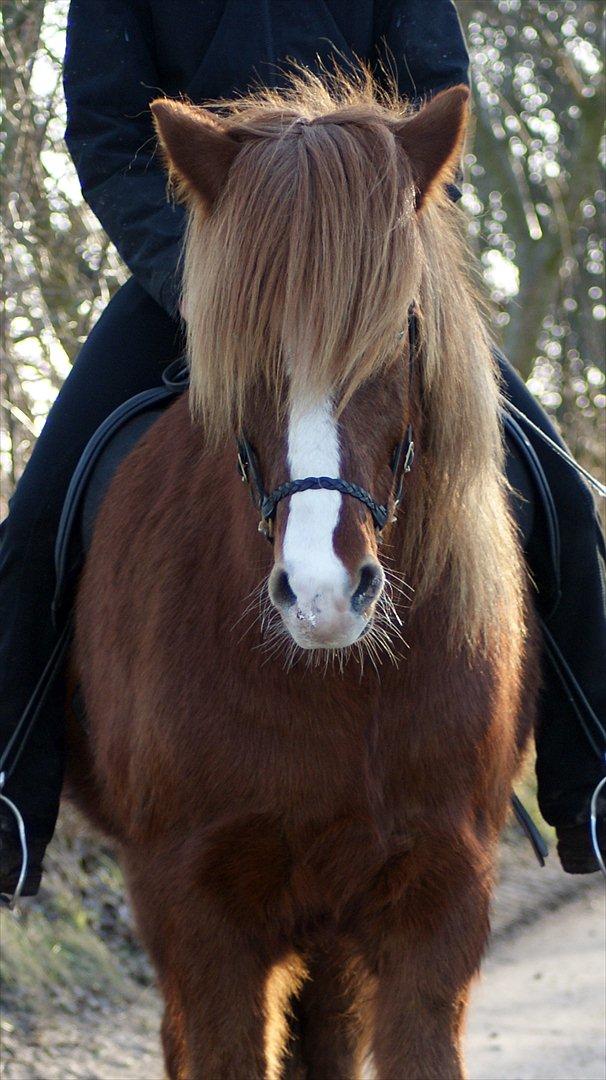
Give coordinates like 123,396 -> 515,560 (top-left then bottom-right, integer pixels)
496,351 -> 606,872
0,278 -> 182,895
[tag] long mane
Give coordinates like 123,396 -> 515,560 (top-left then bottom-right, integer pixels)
183,70 -> 524,647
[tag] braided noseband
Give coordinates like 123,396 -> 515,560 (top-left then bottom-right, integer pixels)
237,308 -> 418,541
261,476 -> 391,531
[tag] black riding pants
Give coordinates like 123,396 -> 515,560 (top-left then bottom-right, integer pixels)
0,280 -> 184,840
1,278 -> 604,843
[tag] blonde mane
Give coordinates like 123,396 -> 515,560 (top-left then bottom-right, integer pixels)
182,70 -> 524,647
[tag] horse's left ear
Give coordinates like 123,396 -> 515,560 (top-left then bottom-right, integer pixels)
394,85 -> 470,210
151,98 -> 240,211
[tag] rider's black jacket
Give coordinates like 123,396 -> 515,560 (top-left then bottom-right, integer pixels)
63,0 -> 469,315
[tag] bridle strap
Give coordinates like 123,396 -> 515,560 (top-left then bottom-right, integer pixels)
237,422 -> 414,539
391,422 -> 415,509
237,305 -> 418,541
261,475 -> 391,531
237,437 -> 266,510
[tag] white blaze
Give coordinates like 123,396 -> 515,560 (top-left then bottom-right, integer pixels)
283,397 -> 349,606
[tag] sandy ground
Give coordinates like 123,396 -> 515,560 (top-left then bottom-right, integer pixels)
466,886 -> 605,1080
2,872 -> 604,1079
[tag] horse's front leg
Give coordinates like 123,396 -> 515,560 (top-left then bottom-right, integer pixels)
365,852 -> 493,1080
123,850 -> 272,1080
172,917 -> 268,1080
371,955 -> 470,1080
283,944 -> 372,1079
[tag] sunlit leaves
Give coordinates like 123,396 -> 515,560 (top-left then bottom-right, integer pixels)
467,1 -> 604,473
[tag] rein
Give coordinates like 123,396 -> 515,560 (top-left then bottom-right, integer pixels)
237,309 -> 418,541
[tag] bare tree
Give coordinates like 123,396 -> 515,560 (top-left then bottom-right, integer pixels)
1,0 -> 604,511
1,0 -> 126,511
468,0 -> 605,469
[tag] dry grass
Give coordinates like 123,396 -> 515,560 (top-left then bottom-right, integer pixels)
1,806 -> 152,1021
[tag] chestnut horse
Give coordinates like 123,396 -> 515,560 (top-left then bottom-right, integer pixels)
69,73 -> 537,1079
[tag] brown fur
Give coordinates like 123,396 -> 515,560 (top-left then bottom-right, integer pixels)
70,72 -> 539,1079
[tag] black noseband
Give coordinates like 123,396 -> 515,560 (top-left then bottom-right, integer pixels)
237,309 -> 418,542
237,424 -> 414,541
262,475 -> 391,531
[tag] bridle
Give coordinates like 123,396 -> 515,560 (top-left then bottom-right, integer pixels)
237,308 -> 419,542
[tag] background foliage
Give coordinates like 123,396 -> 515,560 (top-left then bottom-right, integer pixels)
1,0 -> 604,514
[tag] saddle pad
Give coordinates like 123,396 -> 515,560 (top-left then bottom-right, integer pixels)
52,360 -> 188,625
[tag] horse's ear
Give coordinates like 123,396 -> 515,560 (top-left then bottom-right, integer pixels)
394,85 -> 470,209
151,99 -> 240,210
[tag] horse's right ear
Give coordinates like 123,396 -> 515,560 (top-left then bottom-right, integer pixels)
151,99 -> 240,211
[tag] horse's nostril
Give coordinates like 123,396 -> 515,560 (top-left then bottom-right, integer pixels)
271,568 -> 297,609
351,562 -> 384,612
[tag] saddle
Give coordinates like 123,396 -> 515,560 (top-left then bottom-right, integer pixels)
52,358 -> 190,624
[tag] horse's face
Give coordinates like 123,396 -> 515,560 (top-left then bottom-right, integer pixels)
248,361 -> 408,652
151,82 -> 471,654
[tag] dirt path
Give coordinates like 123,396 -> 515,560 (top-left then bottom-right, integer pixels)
2,877 -> 603,1079
466,886 -> 605,1080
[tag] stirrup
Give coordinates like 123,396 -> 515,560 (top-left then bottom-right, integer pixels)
0,771 -> 29,909
591,771 -> 606,878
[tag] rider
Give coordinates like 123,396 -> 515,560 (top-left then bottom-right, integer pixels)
1,0 -> 605,898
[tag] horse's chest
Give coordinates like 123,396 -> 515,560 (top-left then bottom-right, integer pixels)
192,703 -> 413,930
197,808 -> 410,935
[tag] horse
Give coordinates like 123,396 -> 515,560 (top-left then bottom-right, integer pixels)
68,71 -> 538,1079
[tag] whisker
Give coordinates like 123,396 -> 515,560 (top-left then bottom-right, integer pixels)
378,589 -> 404,620
364,634 -> 383,665
383,580 -> 414,602
285,641 -> 302,672
362,639 -> 381,678
372,634 -> 401,665
260,635 -> 291,667
230,578 -> 268,632
374,614 -> 408,649
384,570 -> 415,594
235,618 -> 264,647
255,624 -> 288,652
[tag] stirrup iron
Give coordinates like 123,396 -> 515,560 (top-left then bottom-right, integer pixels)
0,771 -> 29,909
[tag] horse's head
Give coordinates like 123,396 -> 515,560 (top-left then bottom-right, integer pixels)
152,76 -> 471,655
240,362 -> 413,652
